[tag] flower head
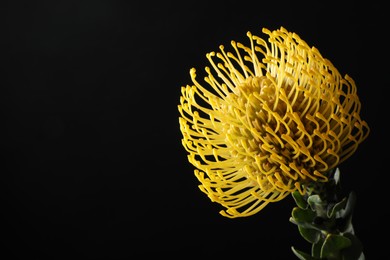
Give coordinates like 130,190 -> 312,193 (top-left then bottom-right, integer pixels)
178,27 -> 370,218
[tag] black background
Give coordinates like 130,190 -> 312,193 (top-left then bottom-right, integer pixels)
1,1 -> 387,259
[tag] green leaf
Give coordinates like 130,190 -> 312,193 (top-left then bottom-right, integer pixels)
337,214 -> 354,234
320,234 -> 352,258
290,218 -> 323,232
312,237 -> 325,259
338,192 -> 357,233
291,247 -> 318,260
298,226 -> 321,244
292,207 -> 316,223
340,233 -> 364,260
333,167 -> 340,184
342,191 -> 357,218
327,196 -> 347,218
307,195 -> 326,214
292,190 -> 308,209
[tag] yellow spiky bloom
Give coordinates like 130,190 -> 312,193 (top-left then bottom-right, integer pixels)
178,26 -> 370,218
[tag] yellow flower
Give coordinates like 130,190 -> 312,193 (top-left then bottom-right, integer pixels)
177,27 -> 370,218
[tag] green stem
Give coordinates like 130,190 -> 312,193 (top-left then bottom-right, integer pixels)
290,168 -> 365,260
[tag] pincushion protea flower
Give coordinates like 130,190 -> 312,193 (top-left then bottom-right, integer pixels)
178,26 -> 369,218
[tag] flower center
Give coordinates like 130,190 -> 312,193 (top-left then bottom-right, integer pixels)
238,76 -> 276,106
223,76 -> 308,191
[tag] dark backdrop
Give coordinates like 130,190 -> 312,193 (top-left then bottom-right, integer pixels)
1,1 -> 386,259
